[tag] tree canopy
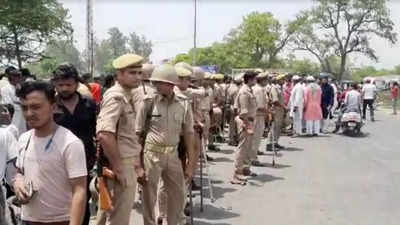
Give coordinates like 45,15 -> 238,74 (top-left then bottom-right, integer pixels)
291,0 -> 397,80
0,0 -> 73,68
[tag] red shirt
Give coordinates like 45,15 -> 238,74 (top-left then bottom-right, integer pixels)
391,86 -> 399,99
89,83 -> 101,104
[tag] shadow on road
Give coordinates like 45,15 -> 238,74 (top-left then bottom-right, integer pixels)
193,203 -> 240,221
262,162 -> 291,169
338,132 -> 370,138
218,149 -> 235,155
247,173 -> 284,184
283,147 -> 303,152
211,157 -> 233,163
263,152 -> 284,157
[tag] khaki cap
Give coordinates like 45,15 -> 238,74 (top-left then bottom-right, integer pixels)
192,67 -> 205,80
204,72 -> 212,79
256,72 -> 268,79
213,73 -> 224,80
112,53 -> 144,69
175,66 -> 192,77
276,74 -> 286,81
142,63 -> 155,75
254,68 -> 263,73
175,62 -> 193,73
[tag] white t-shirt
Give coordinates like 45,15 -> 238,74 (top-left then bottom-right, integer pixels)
16,126 -> 87,223
0,83 -> 27,134
0,128 -> 17,181
362,83 -> 377,100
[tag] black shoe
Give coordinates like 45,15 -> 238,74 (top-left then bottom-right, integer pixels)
208,144 -> 221,152
191,180 -> 201,191
157,217 -> 163,225
332,126 -> 340,133
266,144 -> 273,152
257,151 -> 264,155
274,143 -> 284,149
206,154 -> 214,161
184,202 -> 191,216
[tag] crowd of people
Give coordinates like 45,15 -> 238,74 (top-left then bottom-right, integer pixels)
0,52 -> 395,225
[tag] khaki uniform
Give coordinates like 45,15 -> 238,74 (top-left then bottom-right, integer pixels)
269,84 -> 285,144
136,92 -> 194,225
135,82 -> 156,96
227,83 -> 240,144
251,84 -> 267,161
202,87 -> 213,145
234,84 -> 257,173
158,87 -> 205,224
95,82 -> 141,225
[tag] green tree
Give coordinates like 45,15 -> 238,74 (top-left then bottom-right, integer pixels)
284,54 -> 321,75
26,39 -> 82,78
225,11 -> 297,68
128,32 -> 152,60
107,27 -> 128,59
393,65 -> 400,75
0,0 -> 73,68
292,0 -> 397,80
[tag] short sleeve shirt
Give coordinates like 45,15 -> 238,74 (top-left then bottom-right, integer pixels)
0,128 -> 17,181
253,84 -> 267,111
97,82 -> 141,158
136,93 -> 194,146
361,84 -> 377,100
15,126 -> 87,223
235,84 -> 257,119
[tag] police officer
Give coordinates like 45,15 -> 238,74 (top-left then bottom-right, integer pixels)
200,73 -> 215,158
138,63 -> 156,95
135,64 -> 196,225
266,74 -> 287,151
227,74 -> 242,146
231,71 -> 257,185
251,72 -> 269,166
95,53 -> 144,225
157,62 -> 203,224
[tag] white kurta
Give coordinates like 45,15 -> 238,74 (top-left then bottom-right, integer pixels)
289,83 -> 305,134
0,84 -> 26,135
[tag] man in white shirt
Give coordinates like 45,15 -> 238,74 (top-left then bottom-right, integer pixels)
361,79 -> 377,121
0,126 -> 18,225
13,81 -> 87,225
1,67 -> 27,135
289,75 -> 305,137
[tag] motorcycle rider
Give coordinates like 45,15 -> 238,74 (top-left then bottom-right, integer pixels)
333,83 -> 361,133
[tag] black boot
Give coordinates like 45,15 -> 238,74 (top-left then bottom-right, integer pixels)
332,125 -> 340,133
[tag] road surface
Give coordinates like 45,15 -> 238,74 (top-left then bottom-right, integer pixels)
96,110 -> 400,225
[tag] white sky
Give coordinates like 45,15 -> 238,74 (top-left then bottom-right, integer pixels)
59,0 -> 400,69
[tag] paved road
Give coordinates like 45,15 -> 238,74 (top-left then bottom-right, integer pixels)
102,111 -> 400,225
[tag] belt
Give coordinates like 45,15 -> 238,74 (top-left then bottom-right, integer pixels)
144,142 -> 177,154
121,156 -> 136,164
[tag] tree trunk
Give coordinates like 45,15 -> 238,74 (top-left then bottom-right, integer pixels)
339,54 -> 346,81
12,27 -> 22,69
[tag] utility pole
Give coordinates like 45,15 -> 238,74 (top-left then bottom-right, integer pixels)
87,0 -> 94,77
192,0 -> 197,66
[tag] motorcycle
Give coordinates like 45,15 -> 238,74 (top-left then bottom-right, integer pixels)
341,109 -> 363,135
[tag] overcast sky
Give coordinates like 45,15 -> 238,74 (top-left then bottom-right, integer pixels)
59,0 -> 400,69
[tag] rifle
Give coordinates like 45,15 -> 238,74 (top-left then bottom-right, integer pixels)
96,142 -> 115,211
